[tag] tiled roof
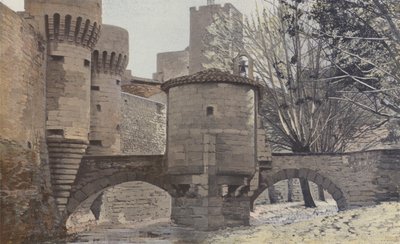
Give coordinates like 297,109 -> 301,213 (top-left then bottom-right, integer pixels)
121,84 -> 163,98
161,68 -> 259,91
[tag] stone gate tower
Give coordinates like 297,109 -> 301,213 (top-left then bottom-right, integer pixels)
161,68 -> 259,230
87,24 -> 129,155
25,0 -> 102,212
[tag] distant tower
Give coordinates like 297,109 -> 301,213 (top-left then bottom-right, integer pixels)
25,0 -> 102,212
87,25 -> 129,155
189,3 -> 243,74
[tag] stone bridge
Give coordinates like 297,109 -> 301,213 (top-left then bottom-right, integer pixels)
252,149 -> 400,210
64,149 -> 399,220
65,155 -> 166,216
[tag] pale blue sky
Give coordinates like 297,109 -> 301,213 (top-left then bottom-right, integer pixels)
1,0 -> 261,78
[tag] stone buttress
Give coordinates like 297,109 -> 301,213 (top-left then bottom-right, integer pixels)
25,0 -> 102,212
87,24 -> 129,155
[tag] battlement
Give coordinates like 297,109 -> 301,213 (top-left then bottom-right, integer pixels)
92,51 -> 128,75
44,13 -> 100,49
25,0 -> 102,49
92,25 -> 129,75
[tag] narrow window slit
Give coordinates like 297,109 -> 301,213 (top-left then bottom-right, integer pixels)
206,106 -> 214,116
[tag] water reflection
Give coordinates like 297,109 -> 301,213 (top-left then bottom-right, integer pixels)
67,221 -> 209,243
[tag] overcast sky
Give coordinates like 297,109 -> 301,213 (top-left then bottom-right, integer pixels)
1,0 -> 261,78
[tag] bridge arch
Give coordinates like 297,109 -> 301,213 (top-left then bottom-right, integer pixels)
65,171 -> 167,217
252,168 -> 348,211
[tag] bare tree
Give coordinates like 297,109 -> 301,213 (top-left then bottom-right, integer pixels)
310,0 -> 400,119
204,0 -> 385,207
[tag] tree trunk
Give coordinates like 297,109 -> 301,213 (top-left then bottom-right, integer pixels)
268,185 -> 278,204
318,185 -> 326,201
287,179 -> 293,202
299,178 -> 316,208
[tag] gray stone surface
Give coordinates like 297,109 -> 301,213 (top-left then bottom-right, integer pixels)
252,150 -> 400,210
166,82 -> 257,176
120,92 -> 166,155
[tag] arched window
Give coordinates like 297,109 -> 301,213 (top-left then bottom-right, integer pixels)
116,54 -> 122,73
102,51 -> 108,71
238,55 -> 249,78
87,22 -> 97,47
122,55 -> 128,69
74,17 -> 82,42
64,15 -> 72,40
44,15 -> 49,39
81,19 -> 90,44
53,13 -> 60,40
110,52 -> 116,72
92,50 -> 99,72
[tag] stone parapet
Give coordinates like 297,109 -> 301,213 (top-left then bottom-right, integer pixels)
25,0 -> 102,50
91,24 -> 129,75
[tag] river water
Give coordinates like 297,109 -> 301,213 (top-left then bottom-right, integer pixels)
66,201 -> 338,243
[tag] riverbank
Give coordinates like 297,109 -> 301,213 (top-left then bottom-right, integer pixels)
209,202 -> 400,244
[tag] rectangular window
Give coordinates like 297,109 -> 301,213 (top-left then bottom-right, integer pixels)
91,86 -> 100,91
89,140 -> 102,146
47,129 -> 64,137
51,55 -> 64,62
84,59 -> 90,67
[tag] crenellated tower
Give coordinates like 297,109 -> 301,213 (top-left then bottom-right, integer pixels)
25,0 -> 102,212
189,3 -> 243,74
87,24 -> 129,155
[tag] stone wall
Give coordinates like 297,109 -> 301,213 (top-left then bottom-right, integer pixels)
120,92 -> 166,155
254,150 -> 400,210
0,4 -> 58,242
99,182 -> 171,224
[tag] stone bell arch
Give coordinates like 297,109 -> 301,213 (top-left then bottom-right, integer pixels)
233,51 -> 254,80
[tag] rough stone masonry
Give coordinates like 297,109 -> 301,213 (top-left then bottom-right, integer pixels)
1,0 -> 400,242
